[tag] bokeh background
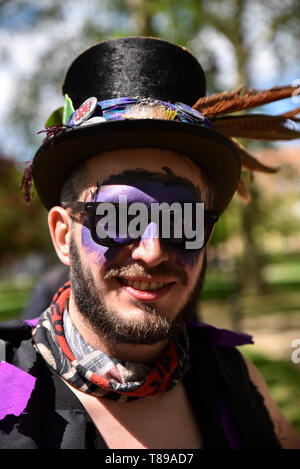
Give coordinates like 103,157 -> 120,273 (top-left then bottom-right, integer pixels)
0,0 -> 299,431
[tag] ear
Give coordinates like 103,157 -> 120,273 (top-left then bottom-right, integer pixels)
48,206 -> 72,266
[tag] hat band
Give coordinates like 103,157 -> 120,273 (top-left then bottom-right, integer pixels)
66,96 -> 213,129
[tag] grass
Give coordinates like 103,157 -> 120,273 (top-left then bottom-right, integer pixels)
0,286 -> 31,321
200,253 -> 300,318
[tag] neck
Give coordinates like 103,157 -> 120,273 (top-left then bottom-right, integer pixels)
68,293 -> 169,366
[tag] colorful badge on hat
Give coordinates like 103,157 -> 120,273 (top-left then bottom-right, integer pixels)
81,116 -> 106,126
68,97 -> 98,127
175,102 -> 205,123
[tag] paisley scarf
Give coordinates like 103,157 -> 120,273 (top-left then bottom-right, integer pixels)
32,282 -> 190,401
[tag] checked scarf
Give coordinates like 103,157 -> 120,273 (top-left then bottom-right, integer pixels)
32,282 -> 190,401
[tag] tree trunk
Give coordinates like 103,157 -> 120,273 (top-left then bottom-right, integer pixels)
240,185 -> 267,295
125,0 -> 154,36
227,0 -> 267,327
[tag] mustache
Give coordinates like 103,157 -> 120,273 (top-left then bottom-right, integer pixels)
104,261 -> 188,285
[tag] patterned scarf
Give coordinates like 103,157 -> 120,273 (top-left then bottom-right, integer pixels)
32,282 -> 190,401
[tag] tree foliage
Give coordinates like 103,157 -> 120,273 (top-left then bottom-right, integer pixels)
0,155 -> 51,265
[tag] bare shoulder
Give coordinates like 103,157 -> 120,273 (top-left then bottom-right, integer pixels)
243,355 -> 300,449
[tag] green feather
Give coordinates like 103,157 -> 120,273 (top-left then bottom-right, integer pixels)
63,94 -> 75,125
45,107 -> 64,126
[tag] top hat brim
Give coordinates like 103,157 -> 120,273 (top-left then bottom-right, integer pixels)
32,119 -> 241,213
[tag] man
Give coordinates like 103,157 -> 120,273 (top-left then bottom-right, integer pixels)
0,36 -> 299,449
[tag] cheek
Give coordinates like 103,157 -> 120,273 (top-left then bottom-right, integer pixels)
81,225 -> 122,266
169,249 -> 204,294
170,248 -> 202,269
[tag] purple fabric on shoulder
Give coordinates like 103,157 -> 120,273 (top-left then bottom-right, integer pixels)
186,319 -> 254,347
0,362 -> 36,420
25,317 -> 39,328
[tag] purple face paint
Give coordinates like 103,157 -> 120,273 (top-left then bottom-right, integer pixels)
0,362 -> 36,420
141,221 -> 159,240
81,182 -> 203,267
94,182 -> 198,205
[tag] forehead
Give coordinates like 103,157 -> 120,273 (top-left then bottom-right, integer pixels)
83,148 -> 205,194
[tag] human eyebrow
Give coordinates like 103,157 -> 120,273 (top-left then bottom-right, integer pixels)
94,168 -> 203,202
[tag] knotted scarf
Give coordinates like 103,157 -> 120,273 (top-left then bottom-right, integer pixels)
32,282 -> 190,401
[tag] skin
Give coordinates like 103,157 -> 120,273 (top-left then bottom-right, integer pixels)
48,147 -> 300,448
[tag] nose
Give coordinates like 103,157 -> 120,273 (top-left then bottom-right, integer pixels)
131,222 -> 170,267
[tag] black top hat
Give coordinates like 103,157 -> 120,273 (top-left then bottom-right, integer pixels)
32,36 -> 241,212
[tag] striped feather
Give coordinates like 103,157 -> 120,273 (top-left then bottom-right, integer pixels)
212,114 -> 300,140
193,84 -> 244,110
194,85 -> 297,118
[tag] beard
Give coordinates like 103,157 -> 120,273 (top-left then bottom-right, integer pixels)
69,236 -> 207,345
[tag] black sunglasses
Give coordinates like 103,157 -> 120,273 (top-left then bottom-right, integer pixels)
64,201 -> 219,251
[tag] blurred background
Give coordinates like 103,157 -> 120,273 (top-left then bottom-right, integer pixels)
0,0 -> 299,431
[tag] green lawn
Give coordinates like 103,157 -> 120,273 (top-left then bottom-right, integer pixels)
0,285 -> 32,321
201,253 -> 300,317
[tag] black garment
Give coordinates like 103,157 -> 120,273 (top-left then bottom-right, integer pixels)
0,320 -> 281,449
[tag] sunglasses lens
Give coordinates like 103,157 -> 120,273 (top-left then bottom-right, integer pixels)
87,203 -> 217,250
167,211 -> 217,250
92,208 -> 145,247
165,213 -> 186,249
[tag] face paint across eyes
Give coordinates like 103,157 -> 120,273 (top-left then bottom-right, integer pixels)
81,182 -> 204,267
92,182 -> 201,244
81,218 -> 123,265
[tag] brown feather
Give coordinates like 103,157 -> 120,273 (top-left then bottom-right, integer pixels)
193,84 -> 244,110
281,106 -> 300,118
236,178 -> 251,203
212,114 -> 300,140
195,85 -> 297,118
231,138 -> 279,173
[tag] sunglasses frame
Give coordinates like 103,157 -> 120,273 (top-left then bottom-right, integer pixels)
63,200 -> 219,251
